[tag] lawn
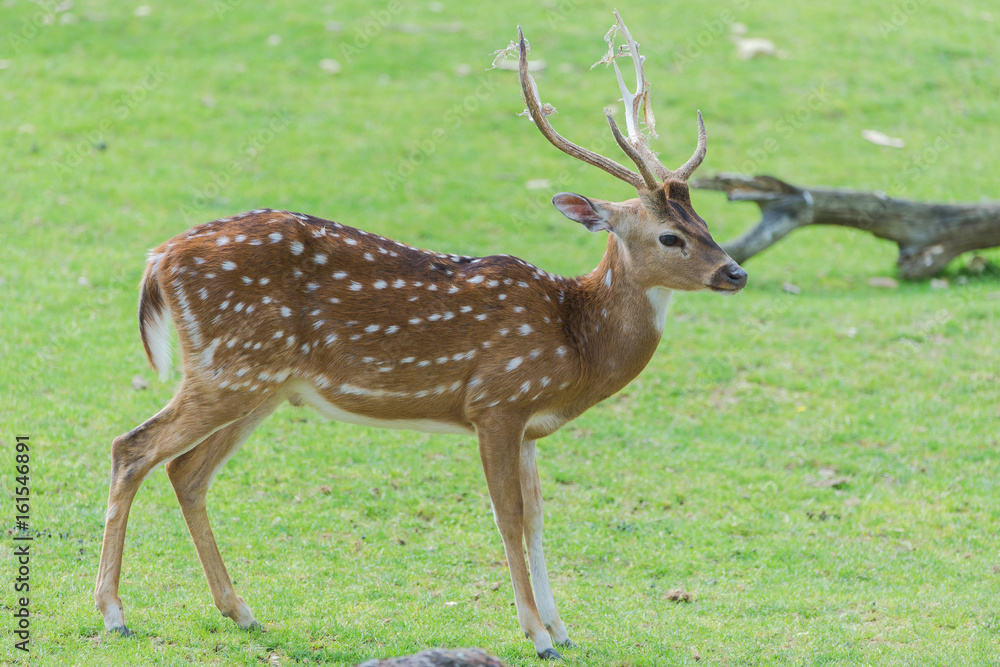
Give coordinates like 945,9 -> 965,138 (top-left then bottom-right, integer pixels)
2,0 -> 998,665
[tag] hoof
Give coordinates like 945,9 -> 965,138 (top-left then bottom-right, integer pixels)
109,625 -> 134,638
245,620 -> 263,632
537,648 -> 563,660
557,639 -> 577,648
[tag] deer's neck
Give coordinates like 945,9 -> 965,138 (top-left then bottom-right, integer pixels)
563,235 -> 671,403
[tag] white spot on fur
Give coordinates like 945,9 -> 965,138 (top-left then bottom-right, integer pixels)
506,357 -> 522,371
314,253 -> 327,264
374,280 -> 387,289
221,261 -> 236,271
290,241 -> 304,255
269,232 -> 283,243
467,275 -> 484,284
349,281 -> 363,291
199,338 -> 221,369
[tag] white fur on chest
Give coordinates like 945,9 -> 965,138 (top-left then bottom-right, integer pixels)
646,287 -> 674,333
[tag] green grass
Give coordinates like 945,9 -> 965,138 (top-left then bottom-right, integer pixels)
2,0 -> 999,665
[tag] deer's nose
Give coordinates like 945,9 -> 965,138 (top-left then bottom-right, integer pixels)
722,262 -> 747,290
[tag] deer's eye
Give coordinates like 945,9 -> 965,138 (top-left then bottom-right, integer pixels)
659,233 -> 682,247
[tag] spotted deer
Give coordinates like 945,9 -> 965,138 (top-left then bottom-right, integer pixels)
95,12 -> 746,660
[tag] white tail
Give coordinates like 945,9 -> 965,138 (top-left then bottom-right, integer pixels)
96,11 -> 745,660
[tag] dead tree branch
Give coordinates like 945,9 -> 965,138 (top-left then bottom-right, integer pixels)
692,173 -> 1000,279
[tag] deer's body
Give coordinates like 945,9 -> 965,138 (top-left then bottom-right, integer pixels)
97,13 -> 746,660
145,208 -> 664,441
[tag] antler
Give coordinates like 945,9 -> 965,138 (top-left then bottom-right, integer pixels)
517,11 -> 708,188
517,26 -> 655,191
598,9 -> 707,183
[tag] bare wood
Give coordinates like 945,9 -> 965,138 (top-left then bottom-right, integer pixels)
96,12 -> 746,660
692,172 -> 1000,279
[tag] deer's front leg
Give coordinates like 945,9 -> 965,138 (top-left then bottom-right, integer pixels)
520,440 -> 573,648
476,425 -> 561,659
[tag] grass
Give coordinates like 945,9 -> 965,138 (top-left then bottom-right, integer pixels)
2,0 -> 999,665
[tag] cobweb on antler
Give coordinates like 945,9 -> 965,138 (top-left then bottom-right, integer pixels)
491,37 -> 558,121
489,39 -> 520,70
590,14 -> 658,141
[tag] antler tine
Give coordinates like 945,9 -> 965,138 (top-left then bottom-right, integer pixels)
671,110 -> 708,181
516,26 -> 647,191
604,109 -> 660,190
606,9 -> 671,182
604,10 -> 708,183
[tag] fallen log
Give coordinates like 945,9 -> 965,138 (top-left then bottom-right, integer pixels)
691,173 -> 1000,279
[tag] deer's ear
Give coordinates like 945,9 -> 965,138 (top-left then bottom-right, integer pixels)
551,193 -> 613,233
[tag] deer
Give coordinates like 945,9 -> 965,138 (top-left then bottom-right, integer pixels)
95,11 -> 746,660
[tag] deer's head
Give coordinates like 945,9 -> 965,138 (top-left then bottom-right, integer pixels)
517,14 -> 746,294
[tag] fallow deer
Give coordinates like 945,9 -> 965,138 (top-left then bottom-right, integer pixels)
95,11 -> 746,660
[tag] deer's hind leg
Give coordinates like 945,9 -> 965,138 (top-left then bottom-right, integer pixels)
164,395 -> 282,629
94,382 -> 274,634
